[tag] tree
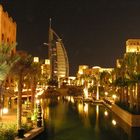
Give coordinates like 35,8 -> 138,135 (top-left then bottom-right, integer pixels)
47,78 -> 58,87
11,51 -> 32,129
28,61 -> 41,112
0,43 -> 19,118
114,52 -> 140,112
100,71 -> 112,92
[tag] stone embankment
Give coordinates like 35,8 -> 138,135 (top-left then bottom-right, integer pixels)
15,127 -> 44,140
111,104 -> 140,127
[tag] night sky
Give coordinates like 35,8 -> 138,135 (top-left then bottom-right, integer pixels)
1,0 -> 140,75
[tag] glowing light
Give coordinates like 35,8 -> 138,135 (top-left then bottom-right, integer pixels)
78,70 -> 83,75
33,57 -> 39,62
35,94 -> 38,98
3,108 -> 8,114
83,87 -> 88,99
112,94 -> 117,100
112,119 -> 117,126
81,79 -> 84,85
71,97 -> 74,103
104,110 -> 108,116
36,89 -> 44,96
45,59 -> 50,64
36,99 -> 40,104
66,96 -> 71,101
105,92 -> 108,96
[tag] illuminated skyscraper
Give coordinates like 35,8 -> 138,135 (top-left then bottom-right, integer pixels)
48,20 -> 69,80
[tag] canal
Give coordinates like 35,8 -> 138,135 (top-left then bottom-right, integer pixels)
33,97 -> 140,140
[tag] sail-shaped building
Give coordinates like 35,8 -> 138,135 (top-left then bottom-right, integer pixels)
48,22 -> 69,80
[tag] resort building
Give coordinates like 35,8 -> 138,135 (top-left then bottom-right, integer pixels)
76,65 -> 114,88
0,5 -> 17,110
0,5 -> 16,48
126,39 -> 140,53
115,39 -> 140,111
0,5 -> 17,84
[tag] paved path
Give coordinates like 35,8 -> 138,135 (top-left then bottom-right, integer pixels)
0,112 -> 17,123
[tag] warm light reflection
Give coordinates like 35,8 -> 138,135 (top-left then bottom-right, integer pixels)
84,103 -> 88,114
95,105 -> 99,131
71,97 -> 74,103
66,96 -> 71,101
66,96 -> 74,103
46,107 -> 50,118
96,86 -> 99,100
96,105 -> 99,119
78,103 -> 83,114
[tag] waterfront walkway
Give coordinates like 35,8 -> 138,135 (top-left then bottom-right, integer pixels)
15,127 -> 44,140
0,112 -> 17,123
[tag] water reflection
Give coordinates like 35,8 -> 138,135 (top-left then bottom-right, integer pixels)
65,96 -> 75,103
37,99 -> 140,140
83,103 -> 88,114
77,102 -> 89,116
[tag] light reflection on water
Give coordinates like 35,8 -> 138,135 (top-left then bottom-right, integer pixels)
34,98 -> 140,140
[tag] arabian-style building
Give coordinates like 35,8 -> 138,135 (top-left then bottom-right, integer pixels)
0,5 -> 17,110
0,5 -> 16,47
126,39 -> 140,53
0,5 -> 17,85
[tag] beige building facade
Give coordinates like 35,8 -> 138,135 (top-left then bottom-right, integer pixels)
126,39 -> 140,53
0,5 -> 16,53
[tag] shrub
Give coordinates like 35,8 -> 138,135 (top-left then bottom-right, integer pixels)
116,101 -> 140,115
21,123 -> 33,133
67,86 -> 83,96
0,122 -> 17,140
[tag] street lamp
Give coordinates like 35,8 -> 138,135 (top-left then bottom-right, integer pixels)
36,99 -> 42,127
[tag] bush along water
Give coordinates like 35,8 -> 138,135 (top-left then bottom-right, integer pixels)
0,122 -> 17,140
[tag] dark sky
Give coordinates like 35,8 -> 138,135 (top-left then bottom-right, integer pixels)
1,0 -> 140,75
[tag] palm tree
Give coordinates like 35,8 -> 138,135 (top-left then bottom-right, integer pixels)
11,51 -> 32,129
124,53 -> 140,111
0,43 -> 19,118
114,53 -> 140,112
100,71 -> 112,93
29,61 -> 41,113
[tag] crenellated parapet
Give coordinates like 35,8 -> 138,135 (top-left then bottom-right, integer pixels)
0,4 -> 17,46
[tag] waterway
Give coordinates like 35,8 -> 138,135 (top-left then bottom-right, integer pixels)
33,97 -> 140,140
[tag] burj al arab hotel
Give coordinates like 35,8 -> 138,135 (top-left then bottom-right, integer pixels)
48,20 -> 69,80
